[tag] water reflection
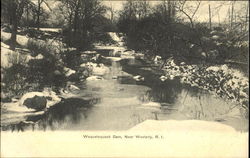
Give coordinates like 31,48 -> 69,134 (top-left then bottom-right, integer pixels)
2,98 -> 98,131
1,58 -> 248,131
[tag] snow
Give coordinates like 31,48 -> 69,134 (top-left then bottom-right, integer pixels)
133,75 -> 144,81
160,75 -> 168,81
16,35 -> 29,46
108,32 -> 121,42
105,57 -> 122,62
82,50 -> 97,55
154,55 -> 162,64
141,102 -> 161,108
1,31 -> 11,42
211,35 -> 220,40
86,76 -> 104,81
63,67 -> 76,77
1,41 -> 44,68
108,32 -> 125,46
1,41 -> 10,49
19,89 -> 61,109
80,62 -> 109,76
1,31 -> 29,47
68,84 -> 80,91
92,65 -> 110,76
2,102 -> 36,113
26,53 -> 44,61
39,28 -> 61,32
130,120 -> 237,132
1,45 -> 14,68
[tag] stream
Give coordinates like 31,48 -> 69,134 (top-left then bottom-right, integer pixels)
1,33 -> 248,132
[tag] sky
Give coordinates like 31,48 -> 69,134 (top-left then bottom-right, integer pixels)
43,0 -> 249,23
102,1 -> 249,23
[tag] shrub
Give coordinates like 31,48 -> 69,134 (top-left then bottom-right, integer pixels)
27,58 -> 66,90
162,59 -> 249,117
2,63 -> 29,97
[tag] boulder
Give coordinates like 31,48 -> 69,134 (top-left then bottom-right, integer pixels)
19,90 -> 61,110
22,95 -> 47,111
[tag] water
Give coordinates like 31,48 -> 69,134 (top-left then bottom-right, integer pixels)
1,58 -> 248,132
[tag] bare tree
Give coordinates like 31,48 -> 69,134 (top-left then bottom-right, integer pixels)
35,0 -> 51,30
2,0 -> 29,50
136,0 -> 151,20
175,0 -> 201,28
59,0 -> 106,49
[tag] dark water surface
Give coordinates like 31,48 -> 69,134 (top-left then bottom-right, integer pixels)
1,58 -> 248,132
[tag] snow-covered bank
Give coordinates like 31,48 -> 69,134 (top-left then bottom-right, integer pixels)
1,89 -> 61,126
1,31 -> 29,46
130,119 -> 237,132
1,42 -> 44,68
161,58 -> 249,113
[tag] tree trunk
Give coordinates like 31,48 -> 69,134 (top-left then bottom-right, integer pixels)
245,2 -> 249,31
36,0 -> 41,30
231,2 -> 234,29
209,4 -> 212,29
10,2 -> 18,51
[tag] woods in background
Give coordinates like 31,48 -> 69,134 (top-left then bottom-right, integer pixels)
117,0 -> 249,67
0,0 -> 249,69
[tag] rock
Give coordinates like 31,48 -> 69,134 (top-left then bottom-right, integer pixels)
210,30 -> 218,35
22,95 -> 47,111
154,55 -> 162,64
160,76 -> 168,81
82,51 -> 97,55
180,62 -> 186,65
133,75 -> 144,81
1,92 -> 11,102
92,65 -> 110,76
54,70 -> 62,75
201,52 -> 207,58
68,84 -> 80,91
64,67 -> 76,77
211,35 -> 220,40
109,50 -> 121,57
86,76 -> 104,81
91,54 -> 103,62
135,53 -> 144,59
19,90 -> 61,110
34,54 -> 44,59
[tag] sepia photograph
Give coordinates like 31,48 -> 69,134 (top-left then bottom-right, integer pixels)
1,0 -> 249,157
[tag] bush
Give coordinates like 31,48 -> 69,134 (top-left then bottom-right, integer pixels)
27,58 -> 66,90
1,52 -> 31,97
61,50 -> 83,69
2,64 -> 29,97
